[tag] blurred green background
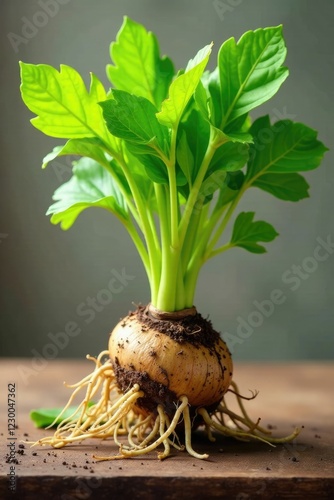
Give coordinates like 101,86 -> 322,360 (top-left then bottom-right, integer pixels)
0,0 -> 333,361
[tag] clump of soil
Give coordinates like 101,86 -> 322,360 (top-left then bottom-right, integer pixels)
113,360 -> 178,415
129,305 -> 223,349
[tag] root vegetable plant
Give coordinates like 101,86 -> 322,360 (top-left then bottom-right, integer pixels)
20,17 -> 327,460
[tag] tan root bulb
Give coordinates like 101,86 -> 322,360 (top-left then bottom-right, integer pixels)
109,311 -> 233,410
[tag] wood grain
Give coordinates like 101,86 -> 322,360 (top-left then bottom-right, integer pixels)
1,359 -> 333,499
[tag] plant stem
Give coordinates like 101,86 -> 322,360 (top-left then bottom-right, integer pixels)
154,183 -> 169,306
167,128 -> 179,250
175,259 -> 186,310
182,203 -> 211,306
155,184 -> 173,310
118,151 -> 161,302
204,186 -> 246,260
97,145 -> 143,230
146,185 -> 161,255
97,139 -> 163,301
206,242 -> 233,260
168,168 -> 179,250
183,222 -> 209,306
156,129 -> 183,311
181,209 -> 202,275
184,259 -> 202,307
124,220 -> 151,280
178,130 -> 218,249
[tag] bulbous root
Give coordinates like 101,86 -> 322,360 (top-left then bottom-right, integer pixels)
33,351 -> 300,460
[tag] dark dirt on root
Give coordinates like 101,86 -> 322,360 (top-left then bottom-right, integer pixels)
128,305 -> 224,349
113,360 -> 179,416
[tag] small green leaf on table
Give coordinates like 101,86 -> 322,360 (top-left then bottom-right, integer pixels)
30,402 -> 94,428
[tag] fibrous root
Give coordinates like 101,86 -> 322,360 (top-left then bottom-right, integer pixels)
33,351 -> 300,460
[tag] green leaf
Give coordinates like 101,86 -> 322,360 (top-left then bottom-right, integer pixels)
177,108 -> 210,183
231,211 -> 278,253
225,113 -> 252,135
107,16 -> 174,107
218,26 -> 288,127
130,152 -> 186,186
202,67 -> 222,127
47,157 -> 128,230
210,127 -> 253,149
121,147 -> 161,197
199,170 -> 227,204
197,169 -> 245,207
42,137 -> 110,169
133,152 -> 169,184
30,402 -> 94,428
253,172 -> 310,201
176,131 -> 195,186
20,63 -> 113,143
100,90 -> 169,155
225,131 -> 253,143
194,80 -> 210,120
217,170 -> 245,208
156,43 -> 213,129
195,74 -> 254,147
42,138 -> 132,196
208,141 -> 249,176
247,117 -> 329,181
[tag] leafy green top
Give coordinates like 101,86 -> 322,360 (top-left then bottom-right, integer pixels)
20,17 -> 328,312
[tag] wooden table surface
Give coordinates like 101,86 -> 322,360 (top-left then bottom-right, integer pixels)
0,359 -> 333,499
